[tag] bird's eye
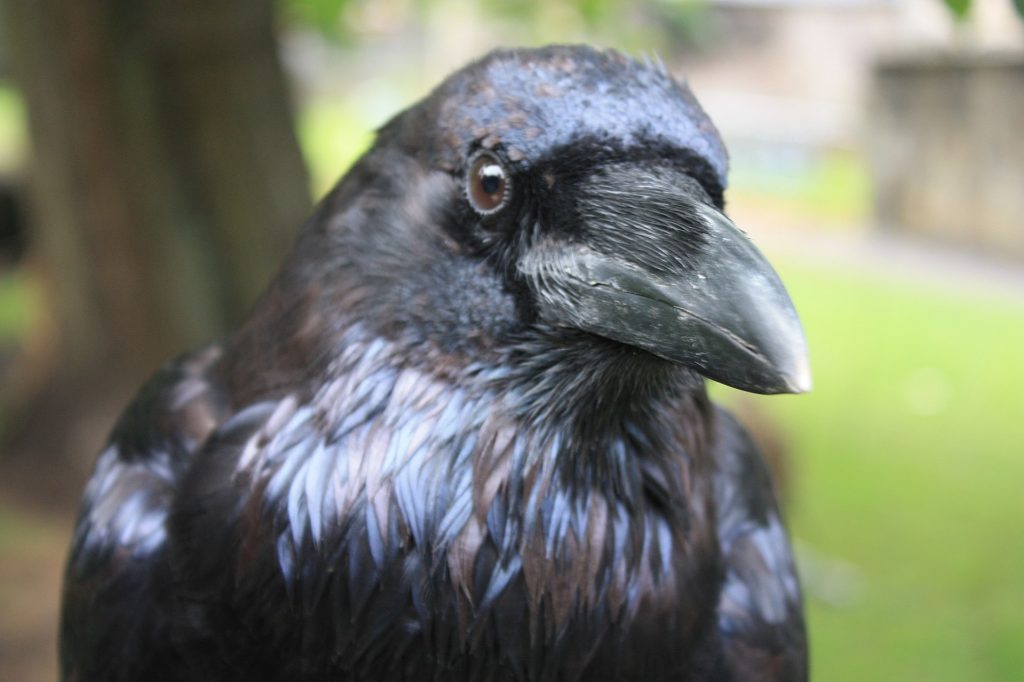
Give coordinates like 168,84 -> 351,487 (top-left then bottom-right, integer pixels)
466,151 -> 510,215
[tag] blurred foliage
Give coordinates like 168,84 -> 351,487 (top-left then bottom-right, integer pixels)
942,0 -> 972,21
940,0 -> 1024,22
0,86 -> 29,344
0,85 -> 28,173
0,270 -> 28,343
277,0 -> 348,41
298,98 -> 375,196
475,0 -> 713,48
278,0 -> 714,52
717,261 -> 1024,681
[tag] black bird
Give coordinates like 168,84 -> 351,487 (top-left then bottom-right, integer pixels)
61,46 -> 811,681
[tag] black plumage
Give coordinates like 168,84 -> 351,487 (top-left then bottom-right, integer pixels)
60,46 -> 810,681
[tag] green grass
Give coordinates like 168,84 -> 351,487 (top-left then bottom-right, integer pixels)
717,261 -> 1024,682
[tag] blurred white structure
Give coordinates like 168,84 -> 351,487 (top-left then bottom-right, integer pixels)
686,0 -> 1024,152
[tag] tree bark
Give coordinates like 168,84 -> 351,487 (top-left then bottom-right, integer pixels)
0,0 -> 311,471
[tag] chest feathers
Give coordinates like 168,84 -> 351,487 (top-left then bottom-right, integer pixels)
174,333 -> 721,679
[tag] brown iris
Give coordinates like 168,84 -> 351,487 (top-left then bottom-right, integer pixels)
466,151 -> 510,215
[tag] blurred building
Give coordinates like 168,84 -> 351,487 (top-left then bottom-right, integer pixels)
683,0 -> 1024,258
687,0 -> 1022,145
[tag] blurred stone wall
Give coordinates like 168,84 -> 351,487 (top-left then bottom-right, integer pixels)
870,53 -> 1024,260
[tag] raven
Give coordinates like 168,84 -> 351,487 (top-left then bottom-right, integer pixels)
61,46 -> 810,681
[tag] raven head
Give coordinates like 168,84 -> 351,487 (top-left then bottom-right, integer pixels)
298,46 -> 809,395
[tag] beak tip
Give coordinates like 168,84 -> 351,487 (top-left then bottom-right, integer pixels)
783,355 -> 813,394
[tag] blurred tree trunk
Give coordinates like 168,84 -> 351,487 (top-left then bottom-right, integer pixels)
0,0 -> 310,476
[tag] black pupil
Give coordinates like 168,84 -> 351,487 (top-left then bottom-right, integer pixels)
480,167 -> 503,195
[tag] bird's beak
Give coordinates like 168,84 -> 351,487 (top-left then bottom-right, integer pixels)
519,163 -> 810,395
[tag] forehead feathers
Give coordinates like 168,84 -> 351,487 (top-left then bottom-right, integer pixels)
395,46 -> 728,186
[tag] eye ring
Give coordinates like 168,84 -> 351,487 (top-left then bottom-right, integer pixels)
466,150 -> 511,216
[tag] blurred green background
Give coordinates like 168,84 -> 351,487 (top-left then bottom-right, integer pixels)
1,0 -> 1023,680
